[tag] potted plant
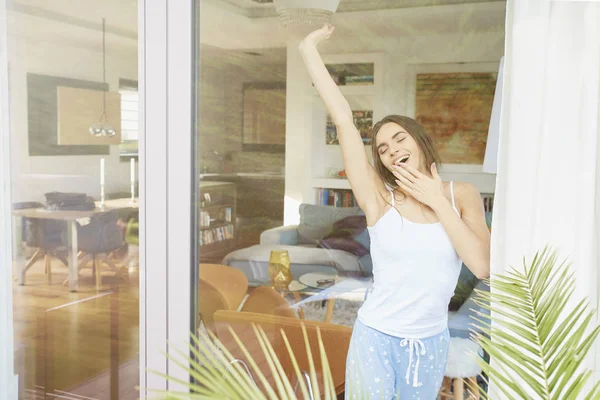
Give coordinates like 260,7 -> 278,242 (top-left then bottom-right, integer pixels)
471,246 -> 600,399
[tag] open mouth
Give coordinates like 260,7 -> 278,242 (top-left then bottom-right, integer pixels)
394,155 -> 410,166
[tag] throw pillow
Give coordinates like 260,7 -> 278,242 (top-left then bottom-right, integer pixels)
297,204 -> 362,245
317,215 -> 370,257
319,237 -> 369,257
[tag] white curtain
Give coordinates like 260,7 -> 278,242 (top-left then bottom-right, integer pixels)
490,0 -> 600,396
482,57 -> 503,175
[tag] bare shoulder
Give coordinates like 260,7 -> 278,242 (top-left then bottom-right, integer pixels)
450,181 -> 483,213
452,181 -> 480,196
441,180 -> 478,198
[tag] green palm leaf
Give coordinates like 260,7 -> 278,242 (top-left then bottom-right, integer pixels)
139,322 -> 339,400
471,246 -> 600,400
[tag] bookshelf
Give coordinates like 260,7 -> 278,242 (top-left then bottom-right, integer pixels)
315,188 -> 358,208
307,53 -> 385,208
198,181 -> 236,262
314,184 -> 495,211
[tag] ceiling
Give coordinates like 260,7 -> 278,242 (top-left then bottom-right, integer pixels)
199,0 -> 506,52
7,0 -> 506,61
8,0 -> 137,51
213,0 -> 505,17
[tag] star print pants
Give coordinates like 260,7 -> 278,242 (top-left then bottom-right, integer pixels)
345,319 -> 450,400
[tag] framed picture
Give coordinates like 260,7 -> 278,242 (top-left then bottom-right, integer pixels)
27,73 -> 110,156
242,82 -> 286,152
405,62 -> 501,193
415,72 -> 496,164
326,110 -> 373,145
324,63 -> 374,86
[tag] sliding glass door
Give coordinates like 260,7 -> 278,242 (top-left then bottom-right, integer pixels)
4,1 -> 141,398
0,0 -> 196,398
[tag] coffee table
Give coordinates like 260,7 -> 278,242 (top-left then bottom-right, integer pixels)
249,272 -> 372,323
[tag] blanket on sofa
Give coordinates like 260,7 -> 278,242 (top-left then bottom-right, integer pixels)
317,215 -> 370,257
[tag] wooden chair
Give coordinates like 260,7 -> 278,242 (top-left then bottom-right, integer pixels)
213,310 -> 352,399
198,264 -> 296,335
241,286 -> 297,319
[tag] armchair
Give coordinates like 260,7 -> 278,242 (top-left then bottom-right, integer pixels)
198,264 -> 296,335
213,310 -> 352,398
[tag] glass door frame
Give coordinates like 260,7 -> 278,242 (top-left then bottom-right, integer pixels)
139,0 -> 195,397
0,0 -> 197,398
0,0 -> 18,396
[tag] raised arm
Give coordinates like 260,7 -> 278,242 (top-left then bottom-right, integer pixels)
299,25 -> 385,221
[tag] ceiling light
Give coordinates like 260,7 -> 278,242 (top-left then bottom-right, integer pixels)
273,0 -> 340,26
89,18 -> 116,138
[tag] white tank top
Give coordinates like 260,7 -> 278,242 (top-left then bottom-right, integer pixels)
357,181 -> 463,339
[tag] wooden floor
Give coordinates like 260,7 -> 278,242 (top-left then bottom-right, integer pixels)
13,253 -> 140,400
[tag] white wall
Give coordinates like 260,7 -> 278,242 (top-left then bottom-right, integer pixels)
285,30 -> 504,224
198,45 -> 286,174
7,18 -> 137,203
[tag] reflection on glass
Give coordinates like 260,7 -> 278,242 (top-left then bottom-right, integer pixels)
8,2 -> 140,398
194,1 -> 504,398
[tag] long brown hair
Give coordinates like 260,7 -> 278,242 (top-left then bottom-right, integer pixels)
371,115 -> 442,192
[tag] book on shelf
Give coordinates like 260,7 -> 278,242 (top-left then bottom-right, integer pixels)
481,193 -> 494,213
315,188 -> 494,211
343,75 -> 374,85
199,211 -> 210,227
199,224 -> 234,246
199,207 -> 233,227
316,188 -> 357,208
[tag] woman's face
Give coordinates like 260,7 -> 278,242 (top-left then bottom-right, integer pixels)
375,122 -> 424,174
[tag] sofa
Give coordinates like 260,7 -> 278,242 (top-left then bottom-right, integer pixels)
222,204 -> 372,285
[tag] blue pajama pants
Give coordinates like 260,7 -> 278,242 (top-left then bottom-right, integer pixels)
345,319 -> 450,400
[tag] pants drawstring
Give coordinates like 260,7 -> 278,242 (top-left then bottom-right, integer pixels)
400,338 -> 426,387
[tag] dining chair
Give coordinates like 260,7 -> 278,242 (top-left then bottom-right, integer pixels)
13,201 -> 68,284
75,210 -> 127,290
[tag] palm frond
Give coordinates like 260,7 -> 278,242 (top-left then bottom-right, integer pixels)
141,245 -> 600,400
141,321 -> 337,399
471,246 -> 600,400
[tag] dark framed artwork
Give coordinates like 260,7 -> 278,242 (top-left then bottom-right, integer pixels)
242,82 -> 286,152
27,73 -> 110,156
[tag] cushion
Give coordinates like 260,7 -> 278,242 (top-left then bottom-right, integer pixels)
317,215 -> 370,257
319,237 -> 369,257
297,204 -> 363,245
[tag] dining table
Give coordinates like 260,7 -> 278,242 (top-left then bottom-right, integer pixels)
12,198 -> 139,292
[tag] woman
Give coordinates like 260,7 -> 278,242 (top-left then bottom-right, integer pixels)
299,25 -> 491,399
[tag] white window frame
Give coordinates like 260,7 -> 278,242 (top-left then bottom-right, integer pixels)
139,0 -> 194,397
0,0 -> 18,397
0,0 -> 195,398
